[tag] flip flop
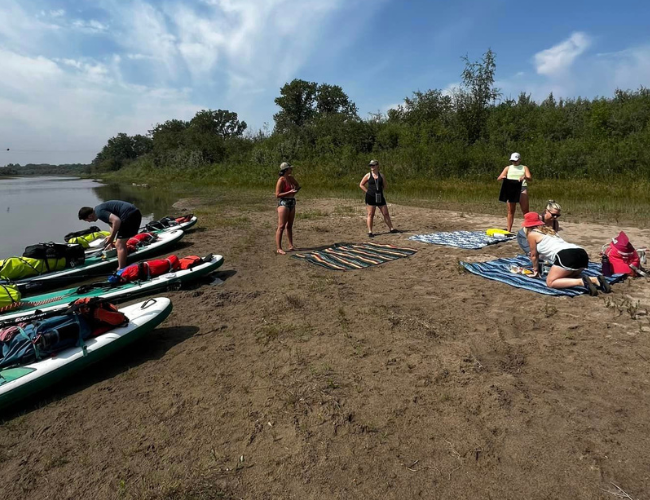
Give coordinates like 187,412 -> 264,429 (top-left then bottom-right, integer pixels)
596,275 -> 612,293
582,276 -> 599,296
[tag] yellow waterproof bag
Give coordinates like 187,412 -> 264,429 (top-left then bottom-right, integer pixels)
0,256 -> 66,280
67,231 -> 110,248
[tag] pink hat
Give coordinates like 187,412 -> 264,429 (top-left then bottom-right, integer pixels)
522,212 -> 544,228
612,231 -> 633,253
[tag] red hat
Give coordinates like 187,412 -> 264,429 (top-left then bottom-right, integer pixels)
612,231 -> 633,252
522,212 -> 545,228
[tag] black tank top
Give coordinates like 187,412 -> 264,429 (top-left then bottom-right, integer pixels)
366,173 -> 383,196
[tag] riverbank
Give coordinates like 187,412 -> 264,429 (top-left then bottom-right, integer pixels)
103,169 -> 650,227
1,193 -> 650,499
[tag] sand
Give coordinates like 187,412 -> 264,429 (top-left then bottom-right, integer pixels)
1,196 -> 650,500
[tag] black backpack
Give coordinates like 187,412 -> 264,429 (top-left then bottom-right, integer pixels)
145,216 -> 178,232
64,226 -> 101,242
23,243 -> 86,268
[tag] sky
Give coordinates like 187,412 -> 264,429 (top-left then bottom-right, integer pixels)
1,0 -> 650,165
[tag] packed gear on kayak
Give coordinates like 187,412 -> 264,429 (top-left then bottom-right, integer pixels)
145,214 -> 194,232
0,256 -> 67,280
64,226 -> 102,241
106,254 -> 208,284
179,255 -> 202,270
65,229 -> 111,248
0,298 -> 128,369
126,233 -> 157,253
113,255 -> 180,283
23,243 -> 85,268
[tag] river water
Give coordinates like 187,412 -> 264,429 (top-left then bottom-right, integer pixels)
0,177 -> 178,258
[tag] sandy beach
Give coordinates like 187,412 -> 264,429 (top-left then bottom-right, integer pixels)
2,196 -> 650,499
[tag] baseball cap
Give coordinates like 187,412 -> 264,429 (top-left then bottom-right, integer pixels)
279,162 -> 292,172
510,152 -> 521,162
369,160 -> 379,166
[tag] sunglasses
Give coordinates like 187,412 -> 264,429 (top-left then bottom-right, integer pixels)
548,212 -> 561,218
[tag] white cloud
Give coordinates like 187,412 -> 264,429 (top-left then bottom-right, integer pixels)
534,32 -> 591,76
72,19 -> 109,32
0,0 -> 382,164
0,48 -> 197,164
442,82 -> 460,97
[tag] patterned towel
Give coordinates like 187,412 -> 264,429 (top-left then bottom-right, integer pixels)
460,255 -> 625,296
409,231 -> 515,250
292,242 -> 417,270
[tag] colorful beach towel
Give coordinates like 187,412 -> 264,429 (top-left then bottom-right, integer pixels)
460,255 -> 625,297
409,231 -> 515,250
292,242 -> 417,271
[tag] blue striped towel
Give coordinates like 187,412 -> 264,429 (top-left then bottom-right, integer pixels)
460,255 -> 625,296
409,231 -> 515,250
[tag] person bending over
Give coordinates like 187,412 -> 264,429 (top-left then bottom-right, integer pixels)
522,212 -> 610,295
359,160 -> 398,237
78,200 -> 142,270
517,200 -> 562,255
275,162 -> 300,255
497,152 -> 532,232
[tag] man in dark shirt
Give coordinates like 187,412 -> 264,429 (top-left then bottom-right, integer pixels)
78,200 -> 142,269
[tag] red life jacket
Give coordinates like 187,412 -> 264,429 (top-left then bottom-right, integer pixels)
119,255 -> 180,282
175,214 -> 194,224
72,298 -> 128,337
127,232 -> 156,253
178,255 -> 202,270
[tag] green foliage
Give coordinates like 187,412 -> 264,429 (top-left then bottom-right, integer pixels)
0,163 -> 88,176
93,132 -> 152,172
94,51 -> 650,185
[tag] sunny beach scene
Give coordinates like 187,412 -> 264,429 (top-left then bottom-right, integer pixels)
1,1 -> 650,499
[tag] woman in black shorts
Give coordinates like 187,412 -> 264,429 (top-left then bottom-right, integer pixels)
522,212 -> 610,296
359,160 -> 398,237
275,162 -> 300,254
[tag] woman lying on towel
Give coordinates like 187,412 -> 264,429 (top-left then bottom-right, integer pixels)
522,212 -> 611,296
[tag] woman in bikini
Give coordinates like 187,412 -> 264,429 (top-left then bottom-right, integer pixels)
497,152 -> 532,232
359,159 -> 398,237
275,162 -> 300,255
522,212 -> 610,296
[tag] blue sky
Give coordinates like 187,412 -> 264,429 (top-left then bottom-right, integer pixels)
1,0 -> 649,165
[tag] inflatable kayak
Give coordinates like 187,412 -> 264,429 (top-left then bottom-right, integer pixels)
0,254 -> 223,321
4,230 -> 185,293
0,297 -> 173,410
86,216 -> 197,250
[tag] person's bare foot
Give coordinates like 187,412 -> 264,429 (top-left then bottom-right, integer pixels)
276,249 -> 286,255
287,246 -> 296,252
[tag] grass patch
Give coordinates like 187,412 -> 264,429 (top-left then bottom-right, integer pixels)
98,174 -> 650,227
297,209 -> 329,220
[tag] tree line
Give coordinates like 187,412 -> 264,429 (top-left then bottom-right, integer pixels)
0,163 -> 89,176
92,49 -> 650,183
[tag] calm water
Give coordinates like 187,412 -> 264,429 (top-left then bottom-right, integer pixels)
0,177 -> 178,258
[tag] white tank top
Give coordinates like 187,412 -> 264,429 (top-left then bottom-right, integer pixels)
535,233 -> 579,262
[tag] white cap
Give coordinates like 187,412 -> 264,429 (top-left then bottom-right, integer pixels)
510,152 -> 521,162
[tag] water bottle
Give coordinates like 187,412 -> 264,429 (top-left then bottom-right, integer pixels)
601,253 -> 613,277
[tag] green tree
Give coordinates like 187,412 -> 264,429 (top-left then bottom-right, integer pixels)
315,83 -> 358,118
273,79 -> 318,132
455,48 -> 501,143
189,109 -> 247,138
